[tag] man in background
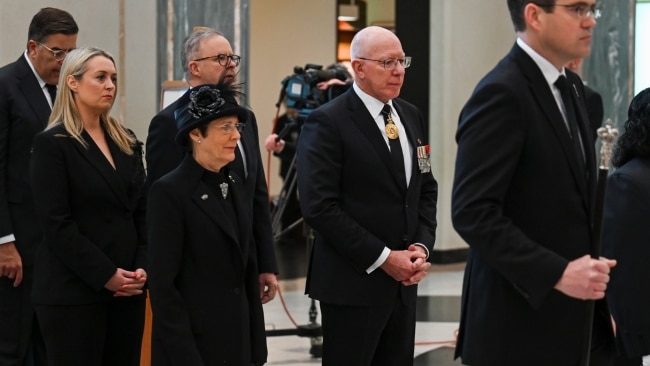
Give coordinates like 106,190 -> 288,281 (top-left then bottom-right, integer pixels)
0,7 -> 78,366
146,28 -> 278,304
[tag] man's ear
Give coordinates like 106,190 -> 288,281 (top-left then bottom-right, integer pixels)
188,61 -> 201,78
524,2 -> 545,32
27,40 -> 39,58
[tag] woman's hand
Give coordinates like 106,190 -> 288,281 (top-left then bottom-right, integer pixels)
105,268 -> 147,297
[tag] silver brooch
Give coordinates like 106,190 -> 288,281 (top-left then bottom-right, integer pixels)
220,182 -> 228,199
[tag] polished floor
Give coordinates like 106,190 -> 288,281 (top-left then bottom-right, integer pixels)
264,237 -> 465,365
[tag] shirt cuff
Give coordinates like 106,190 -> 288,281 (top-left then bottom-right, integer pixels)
366,247 -> 390,274
0,234 -> 16,245
413,242 -> 430,260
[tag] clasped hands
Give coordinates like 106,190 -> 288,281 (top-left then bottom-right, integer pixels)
105,268 -> 147,297
380,244 -> 431,286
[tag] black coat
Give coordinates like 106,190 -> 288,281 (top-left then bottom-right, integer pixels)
451,43 -> 613,365
602,157 -> 650,358
30,124 -> 147,304
146,91 -> 278,275
147,156 -> 267,366
0,53 -> 51,366
0,55 -> 51,265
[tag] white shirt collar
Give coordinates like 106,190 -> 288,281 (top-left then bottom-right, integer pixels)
352,82 -> 393,118
516,38 -> 566,87
23,50 -> 48,89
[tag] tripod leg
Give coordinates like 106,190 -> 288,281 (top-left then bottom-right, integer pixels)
269,153 -> 298,242
305,228 -> 323,358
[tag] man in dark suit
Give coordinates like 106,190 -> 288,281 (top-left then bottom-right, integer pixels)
0,8 -> 77,366
297,26 -> 438,366
452,1 -> 616,365
567,58 -> 605,142
146,28 -> 278,304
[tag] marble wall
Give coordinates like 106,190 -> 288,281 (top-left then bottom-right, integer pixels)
583,0 -> 635,131
156,0 -> 250,104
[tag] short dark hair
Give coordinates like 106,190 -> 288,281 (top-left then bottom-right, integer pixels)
27,7 -> 78,44
612,88 -> 650,167
507,0 -> 555,32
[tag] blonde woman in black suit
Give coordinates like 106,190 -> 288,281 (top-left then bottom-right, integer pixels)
30,47 -> 147,366
147,84 -> 268,366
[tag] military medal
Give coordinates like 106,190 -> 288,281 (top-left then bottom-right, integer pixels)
220,182 -> 228,199
384,112 -> 399,140
417,141 -> 431,173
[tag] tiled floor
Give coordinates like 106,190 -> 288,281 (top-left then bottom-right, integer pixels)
263,240 -> 465,365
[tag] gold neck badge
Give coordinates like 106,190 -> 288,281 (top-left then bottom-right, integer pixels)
384,112 -> 399,140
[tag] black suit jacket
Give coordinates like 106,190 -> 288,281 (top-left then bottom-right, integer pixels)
147,156 -> 267,366
452,43 -> 613,365
146,90 -> 278,275
0,55 -> 51,266
297,87 -> 438,306
602,157 -> 650,358
30,124 -> 147,304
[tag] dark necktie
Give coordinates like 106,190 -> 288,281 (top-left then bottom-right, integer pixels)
381,104 -> 406,189
45,84 -> 57,106
554,75 -> 585,164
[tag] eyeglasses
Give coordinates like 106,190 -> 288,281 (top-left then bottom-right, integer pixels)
193,54 -> 241,67
217,123 -> 245,135
358,56 -> 411,70
38,42 -> 70,61
536,3 -> 602,20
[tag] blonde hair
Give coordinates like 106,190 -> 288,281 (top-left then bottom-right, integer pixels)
47,46 -> 135,155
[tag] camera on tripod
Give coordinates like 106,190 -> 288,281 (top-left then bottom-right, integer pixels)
280,63 -> 350,118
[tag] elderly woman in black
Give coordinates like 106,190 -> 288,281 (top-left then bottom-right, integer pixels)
147,84 -> 268,366
602,87 -> 650,366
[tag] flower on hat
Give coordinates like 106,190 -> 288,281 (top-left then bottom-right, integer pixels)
189,86 -> 225,119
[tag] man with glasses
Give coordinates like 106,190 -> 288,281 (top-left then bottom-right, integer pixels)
297,26 -> 437,365
452,1 -> 615,365
145,28 -> 279,312
0,7 -> 78,366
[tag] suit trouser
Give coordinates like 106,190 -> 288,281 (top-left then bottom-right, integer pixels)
0,265 -> 46,366
35,296 -> 145,366
320,294 -> 416,366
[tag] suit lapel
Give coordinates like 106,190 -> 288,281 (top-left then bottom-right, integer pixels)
347,90 -> 407,191
392,101 -> 421,193
230,178 -> 251,262
72,129 -> 132,208
512,46 -> 590,206
192,181 -> 241,246
566,73 -> 597,203
15,56 -> 51,127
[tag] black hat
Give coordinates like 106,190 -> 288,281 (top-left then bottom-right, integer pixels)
174,84 -> 249,145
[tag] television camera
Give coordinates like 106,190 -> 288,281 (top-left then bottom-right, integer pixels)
279,63 -> 350,118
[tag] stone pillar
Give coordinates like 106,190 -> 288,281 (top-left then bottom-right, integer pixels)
582,0 -> 635,131
425,1 -> 513,262
156,0 -> 250,104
